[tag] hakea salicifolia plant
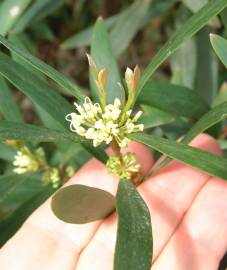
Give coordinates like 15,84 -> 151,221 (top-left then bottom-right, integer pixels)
66,54 -> 144,181
10,141 -> 74,188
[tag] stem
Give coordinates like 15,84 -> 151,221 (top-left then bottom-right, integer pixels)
110,138 -> 123,163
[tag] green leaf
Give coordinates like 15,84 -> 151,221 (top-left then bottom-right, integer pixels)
137,81 -> 209,118
110,0 -> 151,56
136,0 -> 227,99
29,0 -> 64,22
182,0 -> 208,13
0,35 -> 84,100
0,121 -> 82,143
0,143 -> 16,161
0,52 -> 73,129
170,37 -> 197,88
61,15 -> 118,50
152,101 -> 227,173
212,82 -> 227,107
138,105 -> 175,129
8,33 -> 45,80
210,33 -> 227,67
220,7 -> 227,29
130,133 -> 227,180
181,101 -> 227,144
114,179 -> 152,270
51,142 -> 90,168
51,185 -> 115,224
0,76 -> 23,122
0,0 -> 32,36
91,18 -> 124,104
0,173 -> 43,220
195,27 -> 218,104
34,104 -> 66,131
183,0 -> 221,27
13,0 -> 64,33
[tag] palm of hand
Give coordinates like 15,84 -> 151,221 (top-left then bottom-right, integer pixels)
0,134 -> 226,270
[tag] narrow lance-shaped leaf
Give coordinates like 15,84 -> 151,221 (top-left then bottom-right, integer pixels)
13,0 -> 64,33
51,185 -> 115,224
170,37 -> 197,89
153,101 -> 227,173
138,105 -> 175,129
212,82 -> 227,107
0,173 -> 43,211
182,0 -> 208,13
0,121 -> 82,143
0,76 -> 23,122
0,35 -> 84,100
181,101 -> 227,144
195,28 -> 218,104
0,0 -> 32,36
110,0 -> 151,56
136,0 -> 227,100
0,51 -> 73,129
129,133 -> 227,180
8,33 -> 45,80
90,18 -> 124,104
137,81 -> 209,118
114,179 -> 153,270
61,15 -> 118,49
210,33 -> 227,67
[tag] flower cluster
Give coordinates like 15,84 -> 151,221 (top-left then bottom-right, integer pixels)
106,153 -> 141,180
13,146 -> 41,174
42,168 -> 60,188
66,97 -> 144,147
65,55 -> 144,180
13,145 -> 74,188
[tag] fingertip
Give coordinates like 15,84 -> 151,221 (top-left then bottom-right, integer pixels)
122,141 -> 153,175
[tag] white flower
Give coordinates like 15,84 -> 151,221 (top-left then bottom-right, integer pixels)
13,146 -> 40,174
66,97 -> 144,147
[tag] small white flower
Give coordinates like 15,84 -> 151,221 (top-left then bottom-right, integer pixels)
133,110 -> 143,121
13,146 -> 40,174
42,168 -> 61,188
66,97 -> 144,147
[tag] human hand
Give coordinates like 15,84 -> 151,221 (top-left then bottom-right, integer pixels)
0,134 -> 226,270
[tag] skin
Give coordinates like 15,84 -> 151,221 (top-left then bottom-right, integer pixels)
0,133 -> 226,270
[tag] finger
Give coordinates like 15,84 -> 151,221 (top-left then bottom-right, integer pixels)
152,177 -> 227,270
75,134 -> 222,270
0,142 -> 153,270
141,133 -> 222,259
